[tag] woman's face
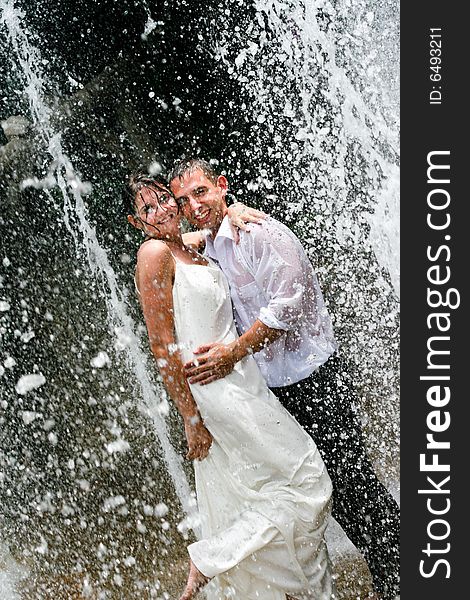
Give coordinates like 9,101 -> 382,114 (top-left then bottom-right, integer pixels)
132,185 -> 181,238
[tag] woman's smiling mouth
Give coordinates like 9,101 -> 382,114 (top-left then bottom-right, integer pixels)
156,213 -> 175,225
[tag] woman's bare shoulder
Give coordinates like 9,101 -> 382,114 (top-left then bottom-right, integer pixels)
135,240 -> 175,284
137,238 -> 170,259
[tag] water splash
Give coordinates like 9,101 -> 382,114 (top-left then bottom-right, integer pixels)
0,545 -> 28,600
0,0 -> 195,522
140,0 -> 159,41
0,0 -> 399,595
224,0 -> 399,294
213,0 -> 400,478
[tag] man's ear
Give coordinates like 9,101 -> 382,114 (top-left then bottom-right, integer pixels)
127,214 -> 141,230
217,175 -> 228,197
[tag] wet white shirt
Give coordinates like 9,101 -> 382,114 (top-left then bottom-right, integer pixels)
204,216 -> 337,387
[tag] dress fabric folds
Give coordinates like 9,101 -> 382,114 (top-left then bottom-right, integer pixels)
171,260 -> 334,599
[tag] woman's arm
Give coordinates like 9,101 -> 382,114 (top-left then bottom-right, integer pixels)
181,204 -> 267,248
227,202 -> 267,243
136,241 -> 212,460
182,230 -> 206,251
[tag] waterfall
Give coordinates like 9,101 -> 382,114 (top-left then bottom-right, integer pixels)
214,0 -> 400,449
0,0 -> 195,521
0,0 -> 399,596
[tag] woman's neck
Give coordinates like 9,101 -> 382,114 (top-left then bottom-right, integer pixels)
142,233 -> 206,265
144,233 -> 184,247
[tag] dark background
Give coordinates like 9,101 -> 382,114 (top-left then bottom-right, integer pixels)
1,1 -> 401,597
401,3 -> 466,597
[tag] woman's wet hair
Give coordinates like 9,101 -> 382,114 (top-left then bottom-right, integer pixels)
123,171 -> 171,216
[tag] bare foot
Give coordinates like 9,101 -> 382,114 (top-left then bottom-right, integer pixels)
179,560 -> 211,600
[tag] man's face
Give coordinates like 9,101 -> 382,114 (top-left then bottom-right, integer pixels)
170,168 -> 228,233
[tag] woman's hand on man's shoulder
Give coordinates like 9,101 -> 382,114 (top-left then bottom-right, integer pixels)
227,202 -> 267,243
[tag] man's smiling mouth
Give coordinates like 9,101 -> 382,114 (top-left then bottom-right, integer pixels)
194,209 -> 210,223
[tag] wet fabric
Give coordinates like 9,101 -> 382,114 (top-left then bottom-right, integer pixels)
171,259 -> 334,599
271,355 -> 400,600
204,216 -> 337,387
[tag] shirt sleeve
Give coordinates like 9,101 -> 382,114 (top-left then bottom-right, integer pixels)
239,218 -> 317,331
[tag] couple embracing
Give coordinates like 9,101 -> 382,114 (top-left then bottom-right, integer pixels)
126,158 -> 399,600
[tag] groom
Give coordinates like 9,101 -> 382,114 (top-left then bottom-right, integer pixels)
169,157 -> 400,600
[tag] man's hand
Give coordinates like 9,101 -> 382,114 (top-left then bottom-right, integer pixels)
227,203 -> 267,243
184,416 -> 213,461
184,342 -> 239,385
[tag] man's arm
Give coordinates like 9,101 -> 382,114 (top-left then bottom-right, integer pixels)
182,204 -> 266,250
185,219 -> 309,385
185,319 -> 284,385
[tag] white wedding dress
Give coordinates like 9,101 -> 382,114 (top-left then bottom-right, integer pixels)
172,259 -> 334,599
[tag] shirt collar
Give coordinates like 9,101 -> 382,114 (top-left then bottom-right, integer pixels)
205,215 -> 235,258
214,214 -> 235,241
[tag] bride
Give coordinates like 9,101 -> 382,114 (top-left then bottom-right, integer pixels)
126,173 -> 334,600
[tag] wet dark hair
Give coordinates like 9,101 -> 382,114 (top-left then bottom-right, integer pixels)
123,171 -> 171,216
168,157 -> 219,186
